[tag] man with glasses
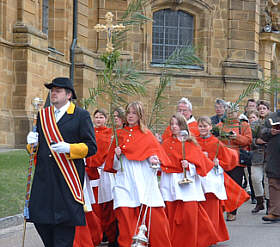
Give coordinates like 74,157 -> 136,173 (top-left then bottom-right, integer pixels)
211,99 -> 227,125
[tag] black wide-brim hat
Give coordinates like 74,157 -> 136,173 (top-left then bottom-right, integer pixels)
44,77 -> 77,99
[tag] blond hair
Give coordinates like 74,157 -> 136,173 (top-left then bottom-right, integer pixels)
126,101 -> 148,133
197,116 -> 212,126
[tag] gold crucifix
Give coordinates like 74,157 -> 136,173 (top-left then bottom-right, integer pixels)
94,12 -> 125,53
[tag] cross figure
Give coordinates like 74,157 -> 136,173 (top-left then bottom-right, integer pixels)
94,12 -> 125,53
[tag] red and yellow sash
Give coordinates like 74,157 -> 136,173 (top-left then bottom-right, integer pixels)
39,106 -> 84,204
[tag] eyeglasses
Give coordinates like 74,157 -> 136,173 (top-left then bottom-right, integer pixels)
177,109 -> 189,113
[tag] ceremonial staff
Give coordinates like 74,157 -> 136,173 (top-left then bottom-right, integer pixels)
178,130 -> 192,185
22,97 -> 43,247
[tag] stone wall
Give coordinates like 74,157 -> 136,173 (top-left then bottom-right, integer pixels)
0,0 -> 280,147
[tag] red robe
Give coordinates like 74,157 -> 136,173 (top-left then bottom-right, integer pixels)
217,120 -> 252,167
161,135 -> 214,176
104,125 -> 173,247
161,136 -> 218,247
162,120 -> 200,141
86,126 -> 112,170
75,126 -> 114,247
105,125 -> 172,172
197,135 -> 249,243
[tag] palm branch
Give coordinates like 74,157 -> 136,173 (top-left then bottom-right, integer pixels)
148,45 -> 204,131
113,0 -> 152,50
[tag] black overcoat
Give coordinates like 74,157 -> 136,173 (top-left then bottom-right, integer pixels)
261,110 -> 280,179
28,104 -> 97,226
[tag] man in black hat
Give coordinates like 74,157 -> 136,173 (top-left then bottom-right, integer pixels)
26,77 -> 97,247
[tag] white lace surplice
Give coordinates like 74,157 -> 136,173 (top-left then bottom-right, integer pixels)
200,165 -> 227,200
98,164 -> 116,204
160,163 -> 206,202
112,155 -> 165,210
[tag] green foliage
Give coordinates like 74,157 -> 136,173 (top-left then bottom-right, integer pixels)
166,45 -> 203,66
235,80 -> 264,107
113,0 -> 151,50
260,77 -> 280,95
0,150 -> 29,218
147,76 -> 169,130
148,45 -> 204,131
80,88 -> 103,110
98,50 -> 147,108
83,0 -> 205,134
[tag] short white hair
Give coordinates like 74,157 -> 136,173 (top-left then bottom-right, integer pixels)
178,97 -> 192,111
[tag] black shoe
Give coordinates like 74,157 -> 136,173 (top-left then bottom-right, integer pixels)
251,204 -> 265,213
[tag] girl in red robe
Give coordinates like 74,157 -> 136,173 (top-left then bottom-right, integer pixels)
97,107 -> 126,246
105,101 -> 172,247
160,113 -> 219,247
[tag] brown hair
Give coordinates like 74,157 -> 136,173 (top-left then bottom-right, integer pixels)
171,113 -> 198,145
257,100 -> 270,110
93,108 -> 108,119
113,106 -> 126,128
126,101 -> 148,133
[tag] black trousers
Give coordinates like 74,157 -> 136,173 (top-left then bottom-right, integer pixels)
34,223 -> 76,247
226,166 -> 245,215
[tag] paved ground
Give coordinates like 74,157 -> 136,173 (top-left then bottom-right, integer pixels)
0,200 -> 279,247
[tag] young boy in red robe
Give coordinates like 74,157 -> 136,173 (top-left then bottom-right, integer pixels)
196,116 -> 240,244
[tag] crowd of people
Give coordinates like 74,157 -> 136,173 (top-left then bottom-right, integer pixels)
26,77 -> 280,247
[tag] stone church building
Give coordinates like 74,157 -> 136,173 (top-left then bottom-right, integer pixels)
0,0 -> 280,148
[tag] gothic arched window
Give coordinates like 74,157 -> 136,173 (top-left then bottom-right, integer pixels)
152,9 -> 194,64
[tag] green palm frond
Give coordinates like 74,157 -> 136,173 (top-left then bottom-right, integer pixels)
148,75 -> 169,129
113,0 -> 152,49
235,79 -> 264,106
80,86 -> 103,110
148,45 -> 203,131
166,45 -> 203,66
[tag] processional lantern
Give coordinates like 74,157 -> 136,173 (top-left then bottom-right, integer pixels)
131,162 -> 161,247
131,224 -> 149,247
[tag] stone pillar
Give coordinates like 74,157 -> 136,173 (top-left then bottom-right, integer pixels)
223,0 -> 262,83
11,0 -> 49,147
259,32 -> 280,106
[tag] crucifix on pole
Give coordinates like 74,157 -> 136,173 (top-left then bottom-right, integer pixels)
94,12 -> 125,53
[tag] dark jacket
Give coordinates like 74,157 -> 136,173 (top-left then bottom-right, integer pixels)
260,110 -> 280,178
210,114 -> 225,125
28,104 -> 97,226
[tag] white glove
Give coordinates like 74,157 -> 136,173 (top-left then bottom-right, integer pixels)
214,158 -> 219,166
51,141 -> 70,153
27,131 -> 39,145
149,155 -> 160,165
181,160 -> 189,168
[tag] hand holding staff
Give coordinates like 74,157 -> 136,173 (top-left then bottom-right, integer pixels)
22,97 -> 43,247
178,130 -> 192,185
